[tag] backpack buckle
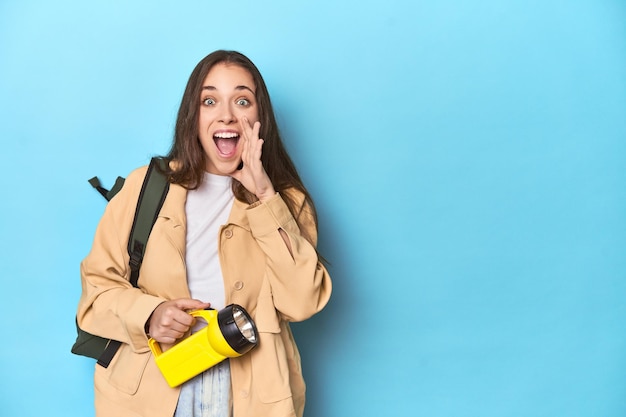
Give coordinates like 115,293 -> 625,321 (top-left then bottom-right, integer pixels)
129,241 -> 144,271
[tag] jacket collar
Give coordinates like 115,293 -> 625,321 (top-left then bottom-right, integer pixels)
227,199 -> 251,231
158,182 -> 187,228
158,181 -> 251,231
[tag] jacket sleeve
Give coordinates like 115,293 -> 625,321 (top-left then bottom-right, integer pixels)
246,191 -> 332,322
76,166 -> 167,353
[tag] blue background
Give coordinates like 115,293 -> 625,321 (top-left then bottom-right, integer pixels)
1,1 -> 625,416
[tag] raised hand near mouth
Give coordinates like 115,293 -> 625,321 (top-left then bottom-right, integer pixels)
230,116 -> 277,202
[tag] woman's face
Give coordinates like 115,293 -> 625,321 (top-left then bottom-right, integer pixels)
197,63 -> 259,175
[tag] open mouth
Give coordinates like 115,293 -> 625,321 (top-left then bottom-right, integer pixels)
213,131 -> 240,157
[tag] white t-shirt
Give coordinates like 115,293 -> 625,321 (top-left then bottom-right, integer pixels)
184,172 -> 234,311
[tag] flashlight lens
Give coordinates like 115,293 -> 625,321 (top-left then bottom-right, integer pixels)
218,304 -> 259,354
233,306 -> 257,343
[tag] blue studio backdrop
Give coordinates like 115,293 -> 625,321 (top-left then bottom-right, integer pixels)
1,1 -> 625,416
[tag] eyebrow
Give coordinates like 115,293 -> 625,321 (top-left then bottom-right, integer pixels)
202,85 -> 255,93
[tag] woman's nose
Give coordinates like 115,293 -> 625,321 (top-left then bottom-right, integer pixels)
219,103 -> 236,123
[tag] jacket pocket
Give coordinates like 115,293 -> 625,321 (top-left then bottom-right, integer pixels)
96,343 -> 151,395
250,331 -> 292,403
250,294 -> 292,402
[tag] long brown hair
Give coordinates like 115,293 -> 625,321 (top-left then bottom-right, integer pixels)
164,50 -> 318,240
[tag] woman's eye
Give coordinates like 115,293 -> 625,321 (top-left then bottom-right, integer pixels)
202,98 -> 215,106
236,98 -> 250,106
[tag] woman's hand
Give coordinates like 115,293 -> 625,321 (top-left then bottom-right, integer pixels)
231,117 -> 276,202
146,298 -> 211,344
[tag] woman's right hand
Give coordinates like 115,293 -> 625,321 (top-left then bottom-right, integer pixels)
146,298 -> 211,344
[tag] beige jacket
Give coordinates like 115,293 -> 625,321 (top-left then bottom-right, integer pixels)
77,164 -> 332,417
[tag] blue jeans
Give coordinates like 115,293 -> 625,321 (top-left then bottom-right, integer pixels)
174,360 -> 232,417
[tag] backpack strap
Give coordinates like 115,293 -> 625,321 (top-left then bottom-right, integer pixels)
88,176 -> 126,202
127,157 -> 170,287
97,157 -> 170,368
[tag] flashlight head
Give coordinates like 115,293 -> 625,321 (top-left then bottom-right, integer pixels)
217,304 -> 259,355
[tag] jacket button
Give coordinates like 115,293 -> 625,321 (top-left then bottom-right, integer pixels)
224,229 -> 233,239
234,281 -> 244,290
240,389 -> 249,398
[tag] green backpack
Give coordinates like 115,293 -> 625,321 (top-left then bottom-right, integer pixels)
71,157 -> 170,368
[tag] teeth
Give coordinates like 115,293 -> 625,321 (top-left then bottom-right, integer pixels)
214,132 -> 239,139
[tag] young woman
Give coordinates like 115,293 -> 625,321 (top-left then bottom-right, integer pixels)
77,50 -> 332,417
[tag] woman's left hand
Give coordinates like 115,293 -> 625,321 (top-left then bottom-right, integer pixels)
231,117 -> 276,202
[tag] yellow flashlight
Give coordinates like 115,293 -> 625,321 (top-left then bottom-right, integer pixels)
148,304 -> 259,387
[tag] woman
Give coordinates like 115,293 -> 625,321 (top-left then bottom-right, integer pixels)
77,50 -> 332,417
